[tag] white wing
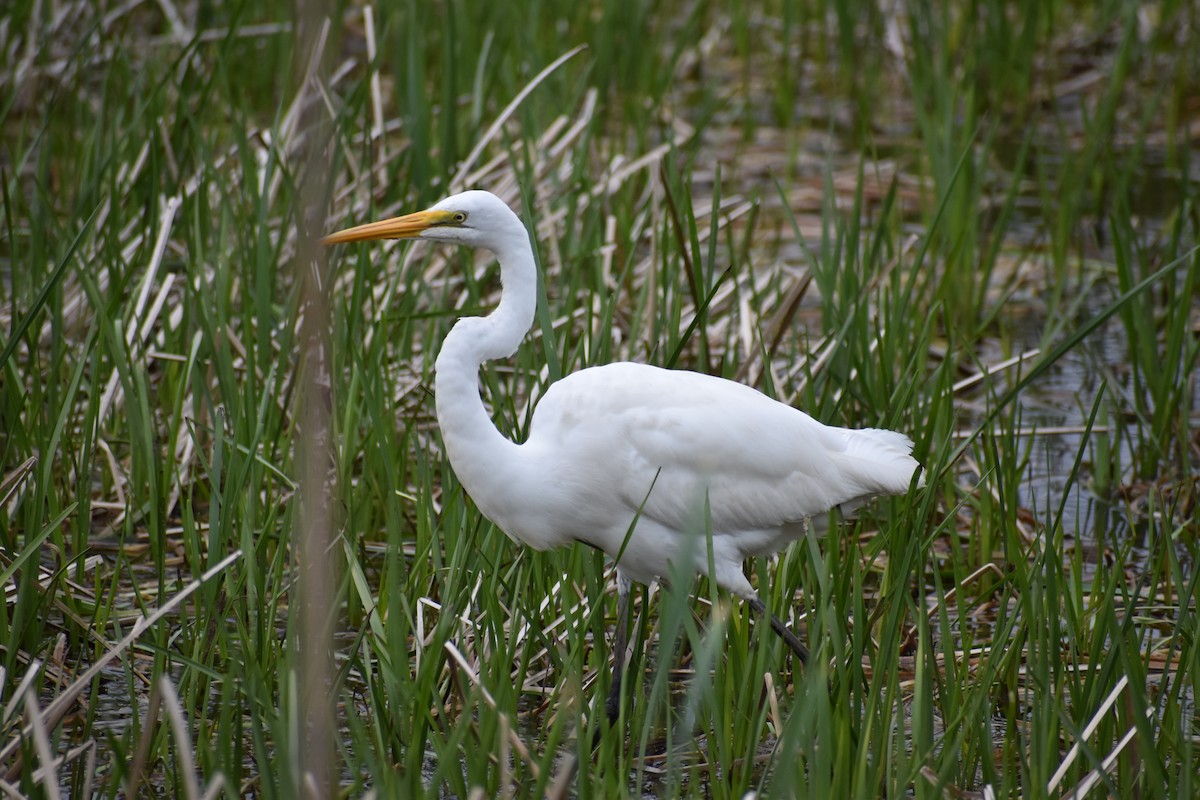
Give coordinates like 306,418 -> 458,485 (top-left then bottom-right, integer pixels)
529,362 -> 919,537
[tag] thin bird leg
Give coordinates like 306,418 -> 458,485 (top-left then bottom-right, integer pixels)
605,574 -> 633,724
747,596 -> 809,665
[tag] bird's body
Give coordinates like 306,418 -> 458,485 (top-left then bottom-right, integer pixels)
325,189 -> 922,723
449,359 -> 917,594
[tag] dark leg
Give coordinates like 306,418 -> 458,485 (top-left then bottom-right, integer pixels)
747,596 -> 809,664
604,574 -> 633,724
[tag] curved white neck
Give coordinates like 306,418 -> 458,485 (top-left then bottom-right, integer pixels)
433,228 -> 537,487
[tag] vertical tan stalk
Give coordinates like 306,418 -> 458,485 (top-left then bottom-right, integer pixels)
292,4 -> 336,796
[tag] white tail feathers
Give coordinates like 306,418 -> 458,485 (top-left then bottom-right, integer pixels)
839,427 -> 925,496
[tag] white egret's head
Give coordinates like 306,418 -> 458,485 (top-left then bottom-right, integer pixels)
323,190 -> 524,253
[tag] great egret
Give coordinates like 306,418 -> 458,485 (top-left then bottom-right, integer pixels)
324,190 -> 922,725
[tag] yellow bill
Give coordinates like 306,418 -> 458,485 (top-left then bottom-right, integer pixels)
322,209 -> 456,245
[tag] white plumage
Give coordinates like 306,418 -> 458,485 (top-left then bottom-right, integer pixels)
483,362 -> 917,593
325,190 -> 922,723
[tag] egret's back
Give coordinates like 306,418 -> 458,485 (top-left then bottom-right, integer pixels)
519,362 -> 921,587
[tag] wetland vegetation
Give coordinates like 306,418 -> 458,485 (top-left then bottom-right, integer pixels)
1,0 -> 1198,796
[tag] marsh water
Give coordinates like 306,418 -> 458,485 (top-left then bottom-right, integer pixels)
678,44 -> 1199,562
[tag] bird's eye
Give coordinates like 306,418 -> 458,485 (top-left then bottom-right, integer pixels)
452,212 -> 467,223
